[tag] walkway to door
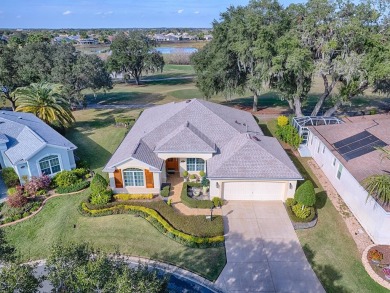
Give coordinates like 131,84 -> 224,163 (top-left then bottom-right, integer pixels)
215,201 -> 324,293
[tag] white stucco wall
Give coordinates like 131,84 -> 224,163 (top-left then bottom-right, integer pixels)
108,158 -> 160,194
308,131 -> 390,244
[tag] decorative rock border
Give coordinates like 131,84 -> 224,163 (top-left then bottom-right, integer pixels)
292,214 -> 318,230
0,188 -> 89,228
362,244 -> 390,290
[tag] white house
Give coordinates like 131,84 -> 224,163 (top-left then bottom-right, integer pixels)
306,114 -> 390,244
0,111 -> 77,182
104,99 -> 302,200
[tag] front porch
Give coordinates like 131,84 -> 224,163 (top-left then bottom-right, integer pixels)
166,172 -> 222,216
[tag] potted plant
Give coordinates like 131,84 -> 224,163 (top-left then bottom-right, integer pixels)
182,170 -> 189,182
201,177 -> 209,195
199,170 -> 205,178
189,174 -> 196,182
368,249 -> 383,264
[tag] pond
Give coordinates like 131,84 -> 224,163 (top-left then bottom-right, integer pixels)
156,47 -> 198,54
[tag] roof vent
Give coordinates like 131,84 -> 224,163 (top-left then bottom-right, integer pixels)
1,112 -> 4,114
18,116 -> 22,119
245,133 -> 252,139
235,120 -> 240,124
253,136 -> 261,141
186,99 -> 191,103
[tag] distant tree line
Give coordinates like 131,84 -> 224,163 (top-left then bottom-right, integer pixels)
191,0 -> 390,116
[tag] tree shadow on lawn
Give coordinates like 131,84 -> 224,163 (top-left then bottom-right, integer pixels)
86,91 -> 164,106
302,244 -> 351,293
221,92 -> 289,109
66,125 -> 114,172
142,77 -> 194,86
315,191 -> 328,210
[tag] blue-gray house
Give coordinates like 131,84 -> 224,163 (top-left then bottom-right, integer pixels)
0,111 -> 77,182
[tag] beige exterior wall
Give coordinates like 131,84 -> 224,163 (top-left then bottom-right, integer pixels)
108,158 -> 161,194
209,179 -> 297,201
157,152 -> 212,177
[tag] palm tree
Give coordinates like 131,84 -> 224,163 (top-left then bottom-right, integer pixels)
362,147 -> 390,206
14,82 -> 75,127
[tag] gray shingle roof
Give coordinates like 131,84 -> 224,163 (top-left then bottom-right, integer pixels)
104,99 -> 301,180
207,133 -> 302,179
0,111 -> 76,164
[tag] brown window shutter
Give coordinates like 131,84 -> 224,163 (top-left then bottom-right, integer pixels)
145,169 -> 154,188
114,169 -> 123,188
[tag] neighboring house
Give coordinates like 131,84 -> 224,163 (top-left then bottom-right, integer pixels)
306,114 -> 390,244
104,99 -> 302,200
0,111 -> 77,182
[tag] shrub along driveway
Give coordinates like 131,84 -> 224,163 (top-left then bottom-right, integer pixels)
216,201 -> 324,293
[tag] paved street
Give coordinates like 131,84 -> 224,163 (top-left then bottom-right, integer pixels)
216,201 -> 324,293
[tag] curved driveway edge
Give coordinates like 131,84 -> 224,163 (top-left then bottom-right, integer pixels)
216,201 -> 325,293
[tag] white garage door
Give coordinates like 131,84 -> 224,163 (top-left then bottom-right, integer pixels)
223,181 -> 285,201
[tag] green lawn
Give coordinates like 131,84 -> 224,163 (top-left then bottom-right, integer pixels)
2,192 -> 226,281
261,119 -> 388,293
65,109 -> 140,175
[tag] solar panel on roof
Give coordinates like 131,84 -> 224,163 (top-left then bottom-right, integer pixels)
333,131 -> 387,161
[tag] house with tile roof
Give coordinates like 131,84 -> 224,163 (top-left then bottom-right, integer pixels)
306,114 -> 390,244
0,111 -> 77,182
104,99 -> 302,201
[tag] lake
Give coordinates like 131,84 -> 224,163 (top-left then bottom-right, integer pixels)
156,47 -> 198,54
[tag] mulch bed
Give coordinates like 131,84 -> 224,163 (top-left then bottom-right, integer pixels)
367,245 -> 390,283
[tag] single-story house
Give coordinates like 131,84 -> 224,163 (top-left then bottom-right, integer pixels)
104,99 -> 302,201
0,111 -> 77,183
306,114 -> 390,244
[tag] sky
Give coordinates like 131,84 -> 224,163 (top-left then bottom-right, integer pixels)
0,0 -> 304,29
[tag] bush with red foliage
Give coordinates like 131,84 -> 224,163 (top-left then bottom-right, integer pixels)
7,193 -> 28,208
24,175 -> 51,196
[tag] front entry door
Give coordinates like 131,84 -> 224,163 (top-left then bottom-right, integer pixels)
166,158 -> 179,172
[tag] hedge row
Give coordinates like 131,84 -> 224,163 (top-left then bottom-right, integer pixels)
181,182 -> 214,209
80,202 -> 224,248
114,193 -> 154,200
83,200 -> 223,237
56,181 -> 90,194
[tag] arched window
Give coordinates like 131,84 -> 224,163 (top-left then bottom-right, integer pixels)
39,155 -> 61,175
123,168 -> 144,186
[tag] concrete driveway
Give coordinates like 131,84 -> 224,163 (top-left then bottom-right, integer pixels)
215,201 -> 324,293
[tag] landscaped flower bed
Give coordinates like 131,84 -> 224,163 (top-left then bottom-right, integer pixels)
114,193 -> 154,200
181,182 -> 214,209
366,245 -> 390,283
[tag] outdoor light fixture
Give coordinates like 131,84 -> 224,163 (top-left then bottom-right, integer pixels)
216,182 -> 220,188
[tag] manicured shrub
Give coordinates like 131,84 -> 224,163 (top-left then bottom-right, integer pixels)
167,199 -> 172,206
1,167 -> 20,188
275,124 -> 302,149
80,202 -> 224,248
72,168 -> 89,178
181,182 -> 214,209
24,175 -> 51,196
292,203 -> 311,219
212,197 -> 223,208
160,185 -> 170,197
7,187 -> 17,196
22,211 -> 30,218
199,170 -> 205,177
76,160 -> 90,169
277,115 -> 289,127
294,180 -> 316,207
56,181 -> 90,194
285,198 -> 297,207
201,177 -> 210,187
189,174 -> 196,180
90,190 -> 112,205
114,193 -> 153,201
182,171 -> 188,177
7,193 -> 28,208
54,171 -> 79,188
90,174 -> 108,194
